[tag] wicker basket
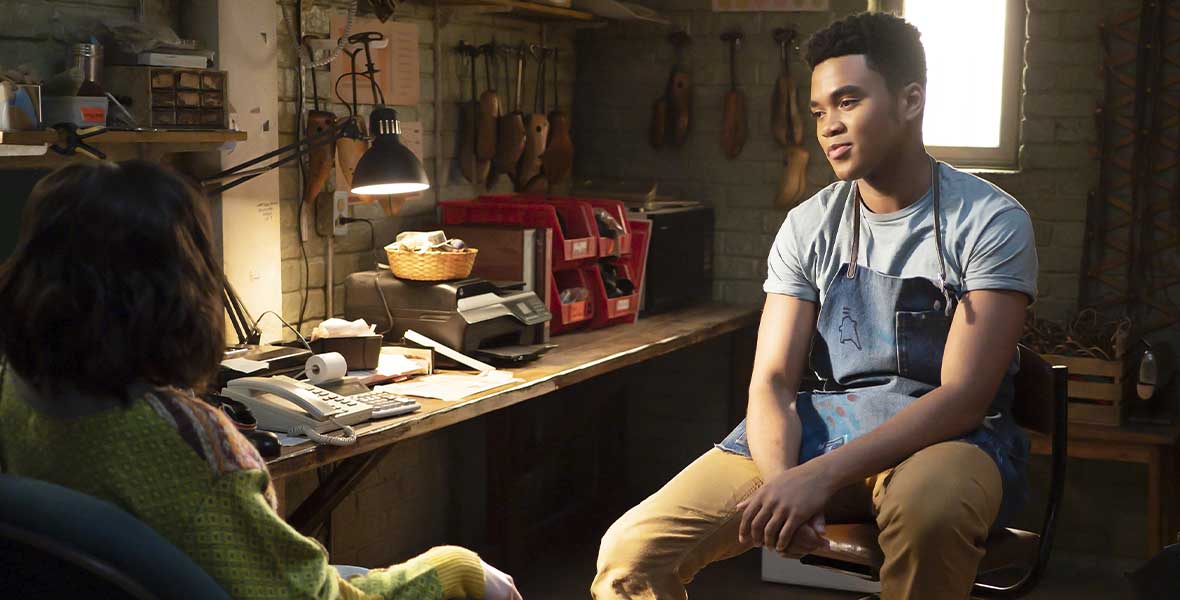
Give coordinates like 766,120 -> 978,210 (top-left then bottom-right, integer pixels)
385,248 -> 478,281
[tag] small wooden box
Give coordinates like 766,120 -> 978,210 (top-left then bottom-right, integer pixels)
105,66 -> 228,129
1042,353 -> 1127,426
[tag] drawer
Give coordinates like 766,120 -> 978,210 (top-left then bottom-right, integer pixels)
200,92 -> 223,108
177,71 -> 201,90
176,91 -> 201,108
200,72 -> 225,91
177,109 -> 202,125
151,90 -> 175,107
152,109 -> 175,126
150,70 -> 175,89
200,110 -> 223,126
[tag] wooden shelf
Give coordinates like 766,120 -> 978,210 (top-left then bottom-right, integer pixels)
433,0 -> 597,20
0,129 -> 247,169
0,129 -> 246,146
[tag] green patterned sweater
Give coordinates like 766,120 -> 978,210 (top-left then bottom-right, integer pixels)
0,363 -> 485,600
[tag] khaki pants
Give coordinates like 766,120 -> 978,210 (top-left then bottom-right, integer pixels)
592,442 -> 1002,600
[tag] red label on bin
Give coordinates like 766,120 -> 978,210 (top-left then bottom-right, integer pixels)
80,107 -> 107,122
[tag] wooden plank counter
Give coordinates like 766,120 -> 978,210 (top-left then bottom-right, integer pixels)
267,303 -> 760,481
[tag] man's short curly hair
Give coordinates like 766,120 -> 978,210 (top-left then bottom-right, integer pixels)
804,12 -> 926,92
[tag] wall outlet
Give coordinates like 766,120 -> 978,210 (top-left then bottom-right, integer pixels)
332,191 -> 350,236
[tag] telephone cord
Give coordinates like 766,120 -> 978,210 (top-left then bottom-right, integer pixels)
292,421 -> 357,446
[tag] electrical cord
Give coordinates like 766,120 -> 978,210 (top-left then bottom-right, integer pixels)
251,310 -> 313,351
282,0 -> 312,333
338,216 -> 376,252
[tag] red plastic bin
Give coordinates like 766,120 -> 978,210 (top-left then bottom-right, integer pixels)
587,260 -> 639,329
479,194 -> 632,259
580,197 -> 633,258
441,199 -> 597,270
549,268 -> 594,335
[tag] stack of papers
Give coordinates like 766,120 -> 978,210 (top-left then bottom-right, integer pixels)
376,370 -> 521,402
349,350 -> 430,385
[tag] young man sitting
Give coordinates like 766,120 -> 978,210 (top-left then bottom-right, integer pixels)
592,12 -> 1037,600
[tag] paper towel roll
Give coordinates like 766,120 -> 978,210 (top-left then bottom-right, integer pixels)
306,352 -> 347,385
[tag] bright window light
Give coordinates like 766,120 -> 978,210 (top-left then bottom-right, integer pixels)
905,0 -> 1008,148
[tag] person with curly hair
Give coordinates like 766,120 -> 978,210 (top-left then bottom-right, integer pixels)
0,161 -> 522,600
593,12 -> 1037,599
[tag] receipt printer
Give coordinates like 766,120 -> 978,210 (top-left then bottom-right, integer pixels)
343,270 -> 551,353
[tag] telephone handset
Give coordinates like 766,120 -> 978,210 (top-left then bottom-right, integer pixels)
221,375 -> 372,445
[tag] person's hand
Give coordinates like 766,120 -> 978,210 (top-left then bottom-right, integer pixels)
481,560 -> 523,600
736,463 -> 835,555
775,513 -> 828,558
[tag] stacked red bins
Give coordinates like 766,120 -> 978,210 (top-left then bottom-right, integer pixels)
439,197 -> 597,334
440,194 -> 642,335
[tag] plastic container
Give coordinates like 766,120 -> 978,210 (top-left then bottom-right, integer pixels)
42,96 -> 108,127
549,269 -> 595,335
587,260 -> 639,329
440,199 -> 597,270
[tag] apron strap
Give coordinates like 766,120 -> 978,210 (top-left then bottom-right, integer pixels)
848,156 -> 953,315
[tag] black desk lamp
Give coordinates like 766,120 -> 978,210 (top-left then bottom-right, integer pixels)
200,107 -> 428,196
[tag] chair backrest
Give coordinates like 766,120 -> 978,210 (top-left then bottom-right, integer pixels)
0,474 -> 230,600
1012,345 -> 1057,435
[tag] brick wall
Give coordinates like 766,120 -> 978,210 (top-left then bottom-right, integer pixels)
573,0 -> 1116,321
0,0 -> 178,80
274,1 -> 578,336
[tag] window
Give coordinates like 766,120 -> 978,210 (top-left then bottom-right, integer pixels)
879,0 -> 1025,169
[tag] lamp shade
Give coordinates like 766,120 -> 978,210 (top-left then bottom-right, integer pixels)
351,107 -> 430,195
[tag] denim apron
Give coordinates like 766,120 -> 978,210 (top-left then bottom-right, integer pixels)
720,159 -> 1029,528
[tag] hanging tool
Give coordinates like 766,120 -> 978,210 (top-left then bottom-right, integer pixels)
301,36 -> 338,216
517,44 -> 549,191
666,31 -> 692,147
720,30 -> 747,159
495,44 -> 527,186
544,47 -> 574,186
458,41 -> 488,185
476,43 -> 500,162
771,28 -> 803,148
772,28 -> 808,208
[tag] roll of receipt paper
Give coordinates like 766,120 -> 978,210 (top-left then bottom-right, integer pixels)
306,352 -> 347,385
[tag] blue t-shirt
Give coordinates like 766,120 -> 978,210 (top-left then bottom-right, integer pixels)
765,162 -> 1038,306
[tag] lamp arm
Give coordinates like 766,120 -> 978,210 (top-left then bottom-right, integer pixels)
201,115 -> 357,194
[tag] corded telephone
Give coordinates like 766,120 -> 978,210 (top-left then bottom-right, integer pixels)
221,375 -> 373,445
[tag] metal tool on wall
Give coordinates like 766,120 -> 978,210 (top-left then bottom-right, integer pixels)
517,44 -> 549,192
772,28 -> 808,208
544,47 -> 574,186
495,44 -> 527,185
720,30 -> 747,159
649,31 -> 692,149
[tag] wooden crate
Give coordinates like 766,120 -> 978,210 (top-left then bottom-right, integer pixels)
1042,353 -> 1127,426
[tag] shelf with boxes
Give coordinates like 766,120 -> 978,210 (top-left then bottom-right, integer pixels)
440,194 -> 645,336
105,66 -> 229,130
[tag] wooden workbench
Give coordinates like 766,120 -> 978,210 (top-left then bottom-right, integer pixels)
1029,422 -> 1180,557
269,303 -> 760,534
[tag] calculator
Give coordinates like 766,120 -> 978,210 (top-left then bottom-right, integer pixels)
350,390 -> 421,419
